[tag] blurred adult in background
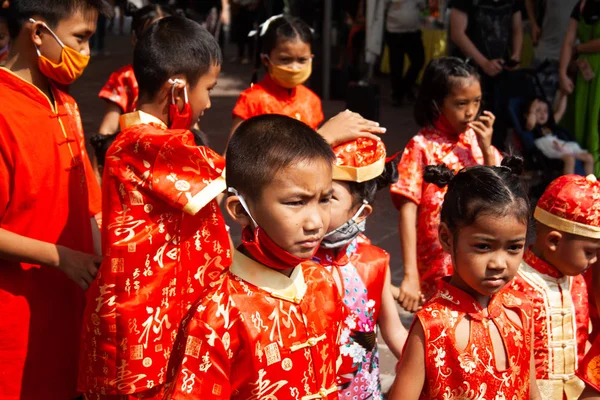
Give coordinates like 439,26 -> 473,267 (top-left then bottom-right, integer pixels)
231,0 -> 261,64
178,0 -> 230,37
527,0 -> 579,103
385,0 -> 425,106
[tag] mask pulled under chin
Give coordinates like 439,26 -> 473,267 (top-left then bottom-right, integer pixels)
30,18 -> 90,85
320,202 -> 368,250
229,187 -> 312,271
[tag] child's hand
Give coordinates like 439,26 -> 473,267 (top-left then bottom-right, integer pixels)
318,110 -> 386,146
56,245 -> 102,290
469,110 -> 495,153
560,74 -> 575,94
482,59 -> 504,77
398,275 -> 421,312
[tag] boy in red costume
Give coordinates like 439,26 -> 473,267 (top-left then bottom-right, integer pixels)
0,1 -> 111,398
165,115 -> 344,399
510,174 -> 600,399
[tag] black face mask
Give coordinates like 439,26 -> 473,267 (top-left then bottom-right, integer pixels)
582,0 -> 600,24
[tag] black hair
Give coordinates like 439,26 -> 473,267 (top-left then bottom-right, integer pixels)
125,3 -> 174,39
423,156 -> 530,232
226,114 -> 335,201
251,16 -> 313,84
522,96 -> 557,129
90,132 -> 118,168
7,0 -> 114,39
134,16 -> 222,100
414,57 -> 481,127
346,155 -> 400,206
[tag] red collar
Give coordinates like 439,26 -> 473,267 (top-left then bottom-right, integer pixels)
314,245 -> 352,267
260,73 -> 298,100
522,249 -> 563,279
436,279 -> 502,321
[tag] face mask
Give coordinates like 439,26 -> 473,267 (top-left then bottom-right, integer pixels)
229,188 -> 310,271
266,56 -> 312,89
29,18 -> 90,85
320,202 -> 368,250
168,78 -> 193,129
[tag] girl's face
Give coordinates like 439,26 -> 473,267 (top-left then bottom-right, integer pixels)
440,76 -> 482,134
263,37 -> 312,70
440,212 -> 527,307
535,101 -> 549,125
328,181 -> 370,232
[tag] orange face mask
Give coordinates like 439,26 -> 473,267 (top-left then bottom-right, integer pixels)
29,18 -> 90,85
266,56 -> 312,89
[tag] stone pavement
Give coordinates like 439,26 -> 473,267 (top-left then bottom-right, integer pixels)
71,26 -> 420,393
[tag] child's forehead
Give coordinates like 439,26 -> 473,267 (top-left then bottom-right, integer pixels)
55,6 -> 98,29
265,159 -> 332,190
448,76 -> 480,95
273,37 -> 311,54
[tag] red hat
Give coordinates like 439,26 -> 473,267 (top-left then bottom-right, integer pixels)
534,174 -> 600,239
331,138 -> 387,183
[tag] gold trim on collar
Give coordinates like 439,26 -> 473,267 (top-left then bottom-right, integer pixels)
332,157 -> 386,183
182,169 -> 227,215
534,207 -> 600,239
230,251 -> 307,303
119,111 -> 167,131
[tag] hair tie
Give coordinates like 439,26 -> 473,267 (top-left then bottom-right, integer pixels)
249,14 -> 284,37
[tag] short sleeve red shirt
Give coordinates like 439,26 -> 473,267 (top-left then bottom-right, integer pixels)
390,126 -> 503,298
78,111 -> 232,396
98,64 -> 139,113
0,68 -> 101,400
232,74 -> 324,130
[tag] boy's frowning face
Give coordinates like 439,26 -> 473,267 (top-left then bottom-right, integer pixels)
247,158 -> 333,259
188,64 -> 220,125
33,8 -> 97,62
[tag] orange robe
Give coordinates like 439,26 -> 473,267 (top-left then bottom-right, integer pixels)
164,250 -> 344,399
416,280 -> 533,399
78,111 -> 231,397
390,124 -> 502,299
98,65 -> 138,114
0,68 -> 101,399
508,250 -> 588,399
232,74 -> 325,130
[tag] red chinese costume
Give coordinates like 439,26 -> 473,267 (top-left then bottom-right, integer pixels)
78,111 -> 231,398
0,68 -> 101,399
314,138 -> 389,398
232,74 -> 324,130
390,118 -> 502,299
416,280 -> 533,399
509,174 -> 600,399
165,251 -> 344,399
98,64 -> 139,114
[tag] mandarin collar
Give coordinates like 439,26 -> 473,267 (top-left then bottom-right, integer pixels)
435,279 -> 503,321
0,67 -> 59,111
522,248 -> 563,279
119,110 -> 167,131
230,250 -> 307,304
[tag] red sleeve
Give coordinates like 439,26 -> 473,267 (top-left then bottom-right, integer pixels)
232,90 -> 255,121
98,69 -> 131,113
121,130 -> 226,216
390,136 -> 426,209
0,116 -> 13,222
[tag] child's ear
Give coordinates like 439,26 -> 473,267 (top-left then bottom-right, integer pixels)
260,54 -> 269,68
438,223 -> 453,253
30,20 -> 43,47
544,230 -> 563,252
225,195 -> 252,227
355,204 -> 372,224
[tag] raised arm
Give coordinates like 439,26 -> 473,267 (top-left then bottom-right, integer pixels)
559,19 -> 579,94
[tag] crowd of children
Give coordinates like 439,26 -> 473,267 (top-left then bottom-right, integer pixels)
1,1 -> 600,399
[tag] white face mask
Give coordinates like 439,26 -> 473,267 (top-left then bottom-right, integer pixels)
320,202 -> 368,249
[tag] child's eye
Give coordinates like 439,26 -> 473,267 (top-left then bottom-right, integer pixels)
284,200 -> 303,206
319,197 -> 331,204
474,243 -> 490,251
508,244 -> 524,253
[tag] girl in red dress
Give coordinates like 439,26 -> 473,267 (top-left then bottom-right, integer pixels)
231,15 -> 324,132
389,156 -> 542,400
391,57 -> 503,311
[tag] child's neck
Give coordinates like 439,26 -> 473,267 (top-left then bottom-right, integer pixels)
5,53 -> 52,100
138,102 -> 169,126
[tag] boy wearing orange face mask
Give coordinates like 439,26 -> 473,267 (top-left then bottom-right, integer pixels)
0,1 -> 112,399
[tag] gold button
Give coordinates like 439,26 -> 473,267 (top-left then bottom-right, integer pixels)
562,343 -> 567,348
561,310 -> 567,316
319,388 -> 328,398
308,338 -> 317,346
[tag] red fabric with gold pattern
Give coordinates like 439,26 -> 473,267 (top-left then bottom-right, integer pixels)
331,138 -> 386,183
535,174 -> 600,239
416,280 -> 533,399
584,268 -> 600,343
164,251 -> 343,399
579,336 -> 600,392
0,68 -> 101,400
389,126 -> 502,299
79,111 -> 231,397
98,64 -> 139,113
509,249 -> 588,399
232,73 -> 324,130
314,235 -> 388,398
